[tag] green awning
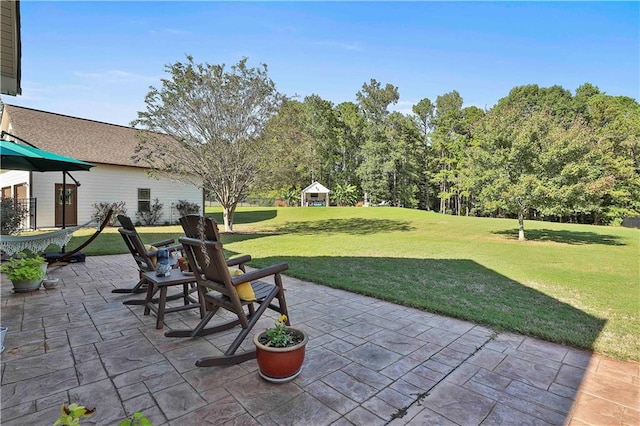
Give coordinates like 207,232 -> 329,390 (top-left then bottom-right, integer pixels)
0,140 -> 94,172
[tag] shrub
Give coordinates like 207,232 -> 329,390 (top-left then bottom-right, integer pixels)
136,198 -> 163,225
280,187 -> 300,207
1,198 -> 28,235
174,199 -> 200,217
332,183 -> 359,207
92,201 -> 127,226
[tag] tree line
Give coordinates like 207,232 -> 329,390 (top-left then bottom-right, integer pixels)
133,57 -> 639,234
259,80 -> 639,231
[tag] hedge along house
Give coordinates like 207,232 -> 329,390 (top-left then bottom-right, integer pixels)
301,181 -> 330,207
0,104 -> 203,229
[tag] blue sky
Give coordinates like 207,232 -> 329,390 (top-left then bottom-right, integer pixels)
3,1 -> 639,126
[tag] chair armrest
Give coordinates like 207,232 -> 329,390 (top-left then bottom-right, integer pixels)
226,255 -> 251,268
146,244 -> 182,257
166,244 -> 183,254
231,262 -> 289,285
150,238 -> 175,248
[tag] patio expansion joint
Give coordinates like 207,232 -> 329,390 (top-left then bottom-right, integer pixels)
387,331 -> 498,424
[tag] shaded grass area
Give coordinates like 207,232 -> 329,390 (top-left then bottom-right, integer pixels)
54,207 -> 639,360
493,228 -> 625,245
252,255 -> 606,350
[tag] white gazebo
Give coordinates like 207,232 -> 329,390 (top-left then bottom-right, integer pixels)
301,181 -> 330,207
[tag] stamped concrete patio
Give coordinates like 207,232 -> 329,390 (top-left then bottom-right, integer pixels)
1,254 -> 638,425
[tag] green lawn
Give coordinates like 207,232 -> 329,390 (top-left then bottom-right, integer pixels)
60,207 -> 639,361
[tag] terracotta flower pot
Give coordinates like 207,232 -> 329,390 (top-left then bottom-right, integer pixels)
253,327 -> 308,383
177,257 -> 190,272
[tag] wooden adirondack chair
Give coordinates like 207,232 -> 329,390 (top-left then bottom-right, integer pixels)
112,215 -> 185,306
179,214 -> 251,272
165,218 -> 290,367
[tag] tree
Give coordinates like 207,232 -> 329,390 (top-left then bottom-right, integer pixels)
385,111 -> 422,207
583,94 -> 640,224
355,79 -> 400,204
473,107 -> 597,239
431,90 -> 464,214
132,56 -> 284,231
412,98 -> 436,210
472,107 -> 549,240
334,101 -> 365,188
302,95 -> 340,187
260,99 -> 315,196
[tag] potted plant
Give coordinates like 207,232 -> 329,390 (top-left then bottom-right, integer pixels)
54,403 -> 96,426
0,251 -> 47,292
177,256 -> 191,273
253,315 -> 308,383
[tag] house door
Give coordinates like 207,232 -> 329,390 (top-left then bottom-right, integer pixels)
55,184 -> 77,227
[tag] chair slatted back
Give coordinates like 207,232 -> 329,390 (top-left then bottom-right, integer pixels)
179,236 -> 247,322
179,215 -> 221,240
117,215 -> 155,273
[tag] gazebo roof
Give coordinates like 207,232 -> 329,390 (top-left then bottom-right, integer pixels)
301,181 -> 330,193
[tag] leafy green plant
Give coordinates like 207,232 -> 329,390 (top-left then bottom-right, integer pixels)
280,187 -> 300,207
53,403 -> 96,426
332,183 -> 359,206
0,251 -> 46,281
263,314 -> 293,347
174,199 -> 200,217
0,198 -> 28,235
119,411 -> 152,426
136,198 -> 164,225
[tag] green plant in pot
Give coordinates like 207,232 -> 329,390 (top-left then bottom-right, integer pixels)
0,251 -> 47,292
253,314 -> 308,383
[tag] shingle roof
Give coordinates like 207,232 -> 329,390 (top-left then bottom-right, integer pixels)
2,104 -> 145,168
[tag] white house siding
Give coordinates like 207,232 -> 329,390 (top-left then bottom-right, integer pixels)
0,169 -> 29,189
29,164 -> 202,228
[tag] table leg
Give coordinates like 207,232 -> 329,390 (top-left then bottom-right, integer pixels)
183,283 -> 189,305
143,278 -> 153,316
156,286 -> 168,329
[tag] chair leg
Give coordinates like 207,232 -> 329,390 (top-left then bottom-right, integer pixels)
275,274 -> 290,323
163,305 -> 230,338
193,294 -> 279,368
195,350 -> 257,367
112,278 -> 148,294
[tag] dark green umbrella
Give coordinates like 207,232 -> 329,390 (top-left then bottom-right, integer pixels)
0,139 -> 94,172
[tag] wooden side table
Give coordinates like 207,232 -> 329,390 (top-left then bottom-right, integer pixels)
141,270 -> 205,329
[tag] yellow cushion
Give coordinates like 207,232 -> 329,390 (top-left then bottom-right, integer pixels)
229,268 -> 256,301
144,245 -> 158,266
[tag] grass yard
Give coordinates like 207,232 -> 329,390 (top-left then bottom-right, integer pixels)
60,207 -> 639,361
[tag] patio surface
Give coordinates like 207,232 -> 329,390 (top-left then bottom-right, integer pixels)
1,254 -> 638,425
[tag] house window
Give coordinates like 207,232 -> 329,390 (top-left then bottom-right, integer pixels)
138,188 -> 151,212
57,188 -> 74,205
